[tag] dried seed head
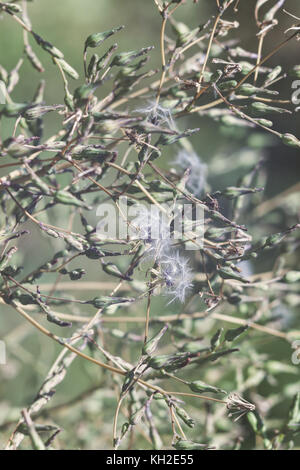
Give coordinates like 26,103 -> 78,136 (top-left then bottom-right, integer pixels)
226,393 -> 255,421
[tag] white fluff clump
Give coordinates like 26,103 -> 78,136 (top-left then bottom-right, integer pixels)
175,150 -> 207,196
130,206 -> 194,304
136,100 -> 176,130
160,251 -> 194,304
130,206 -> 171,261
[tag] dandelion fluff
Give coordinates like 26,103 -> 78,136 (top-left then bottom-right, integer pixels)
160,251 -> 194,304
175,150 -> 207,196
135,100 -> 176,130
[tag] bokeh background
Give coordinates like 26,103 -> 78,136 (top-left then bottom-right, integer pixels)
0,0 -> 300,449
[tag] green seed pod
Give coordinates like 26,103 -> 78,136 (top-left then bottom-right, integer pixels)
266,65 -> 282,82
2,102 -> 31,118
148,352 -> 190,371
249,102 -> 291,116
42,227 -> 60,239
29,175 -> 52,196
188,380 -> 227,395
63,235 -> 85,251
56,59 -> 79,80
247,411 -> 271,448
0,2 -> 22,13
205,227 -> 233,239
3,137 -> 30,159
221,186 -> 263,199
218,80 -> 238,91
64,88 -> 75,111
84,26 -> 124,50
71,146 -> 114,161
281,133 -> 300,148
210,328 -> 223,350
87,296 -> 134,309
173,439 -> 209,450
171,22 -> 199,47
265,232 -> 286,247
97,44 -> 118,71
217,266 -> 249,283
102,263 -> 127,280
110,46 -> 154,67
239,61 -> 255,75
283,271 -> 300,283
221,115 -> 250,128
18,294 -> 38,306
152,393 -> 165,400
142,325 -> 168,356
54,190 -> 90,209
288,392 -> 300,430
33,32 -> 64,59
175,406 -> 195,428
74,83 -> 99,102
69,269 -> 85,281
288,65 -> 300,79
238,83 -> 278,96
254,118 -> 273,127
85,247 -> 104,259
87,54 -> 99,78
225,325 -> 248,342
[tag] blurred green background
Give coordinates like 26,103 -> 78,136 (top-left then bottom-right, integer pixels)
0,0 -> 300,449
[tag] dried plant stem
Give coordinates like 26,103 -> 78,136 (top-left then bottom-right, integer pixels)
254,33 -> 265,83
235,30 -> 300,90
155,1 -> 184,107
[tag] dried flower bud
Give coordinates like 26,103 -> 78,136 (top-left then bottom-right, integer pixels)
24,105 -> 63,120
226,392 -> 255,421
